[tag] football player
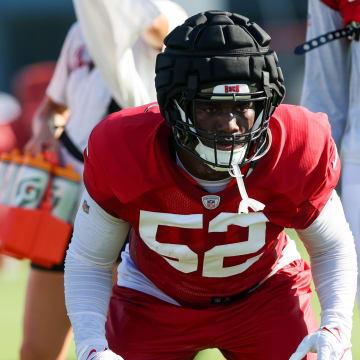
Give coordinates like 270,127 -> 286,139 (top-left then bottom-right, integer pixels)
65,11 -> 357,360
300,0 -> 360,320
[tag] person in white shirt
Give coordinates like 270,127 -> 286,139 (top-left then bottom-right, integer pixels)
20,1 -> 187,358
300,0 -> 360,315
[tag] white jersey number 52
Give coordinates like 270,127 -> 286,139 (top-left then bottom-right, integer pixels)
139,210 -> 269,278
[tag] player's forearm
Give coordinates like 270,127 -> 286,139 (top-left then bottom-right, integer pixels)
64,251 -> 112,358
310,245 -> 355,340
64,190 -> 130,357
297,190 -> 357,342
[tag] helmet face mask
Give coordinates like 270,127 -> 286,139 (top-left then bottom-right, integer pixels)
170,83 -> 273,170
155,11 -> 286,171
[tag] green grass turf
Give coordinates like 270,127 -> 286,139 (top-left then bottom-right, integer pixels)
0,231 -> 358,359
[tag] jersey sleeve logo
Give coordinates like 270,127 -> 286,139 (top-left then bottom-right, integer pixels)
82,199 -> 90,214
202,195 -> 221,210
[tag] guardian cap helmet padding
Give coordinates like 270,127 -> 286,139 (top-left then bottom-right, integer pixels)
155,11 -> 286,169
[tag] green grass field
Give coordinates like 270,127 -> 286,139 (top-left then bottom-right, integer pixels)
0,232 -> 359,360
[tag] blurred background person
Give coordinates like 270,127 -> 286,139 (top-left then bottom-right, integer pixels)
300,0 -> 360,315
73,0 -> 186,111
19,1 -> 187,359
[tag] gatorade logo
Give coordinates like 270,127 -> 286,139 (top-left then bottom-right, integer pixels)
51,182 -> 65,210
15,178 -> 43,207
82,200 -> 90,214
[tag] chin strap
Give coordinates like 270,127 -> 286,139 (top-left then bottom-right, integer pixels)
230,163 -> 265,214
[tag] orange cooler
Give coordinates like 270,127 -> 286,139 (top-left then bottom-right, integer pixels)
0,153 -> 72,267
0,205 -> 72,267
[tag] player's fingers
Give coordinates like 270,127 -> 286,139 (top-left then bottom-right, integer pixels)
317,345 -> 331,360
289,350 -> 310,360
288,340 -> 312,360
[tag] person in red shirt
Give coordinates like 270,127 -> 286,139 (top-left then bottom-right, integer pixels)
65,11 -> 357,360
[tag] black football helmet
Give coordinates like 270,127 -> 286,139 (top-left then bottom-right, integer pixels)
155,11 -> 286,170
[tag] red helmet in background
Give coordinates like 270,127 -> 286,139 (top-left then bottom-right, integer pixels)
11,61 -> 55,149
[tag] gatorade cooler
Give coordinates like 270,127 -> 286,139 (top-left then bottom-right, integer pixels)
0,153 -> 72,267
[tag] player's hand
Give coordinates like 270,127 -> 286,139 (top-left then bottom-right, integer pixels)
289,327 -> 351,360
85,348 -> 124,360
24,120 -> 59,156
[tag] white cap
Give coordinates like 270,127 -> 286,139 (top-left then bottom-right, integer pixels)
0,92 -> 21,125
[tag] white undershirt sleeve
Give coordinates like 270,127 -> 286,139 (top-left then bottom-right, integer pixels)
296,190 -> 357,344
64,189 -> 131,359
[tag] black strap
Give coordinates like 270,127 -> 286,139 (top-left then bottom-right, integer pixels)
107,97 -> 121,114
58,98 -> 121,163
210,281 -> 259,304
59,130 -> 84,163
294,21 -> 360,55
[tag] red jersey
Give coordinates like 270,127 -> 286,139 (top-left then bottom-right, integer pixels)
84,103 -> 340,306
320,0 -> 360,25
